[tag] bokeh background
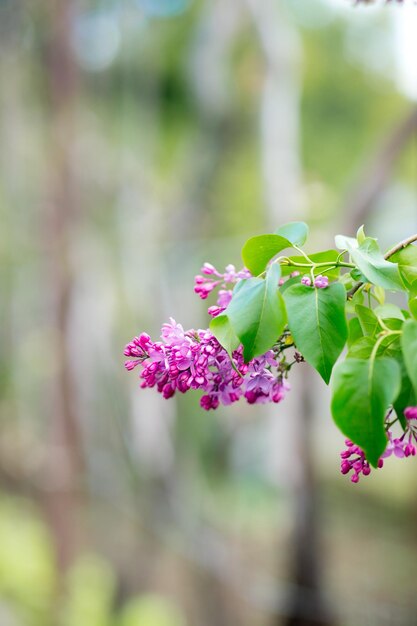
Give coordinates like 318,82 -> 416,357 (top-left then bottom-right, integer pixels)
1,0 -> 417,625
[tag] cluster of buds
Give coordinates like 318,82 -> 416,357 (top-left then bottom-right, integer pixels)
340,407 -> 417,483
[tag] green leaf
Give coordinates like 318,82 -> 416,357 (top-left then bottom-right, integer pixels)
347,336 -> 375,359
409,298 -> 417,319
335,234 -> 358,251
345,288 -> 364,315
408,280 -> 417,320
347,317 -> 363,348
226,263 -> 287,362
401,319 -> 417,397
355,305 -> 380,337
374,304 -> 405,321
283,282 -> 348,383
209,315 -> 240,358
331,357 -> 401,467
274,222 -> 309,246
242,234 -> 293,276
280,250 -> 341,280
373,285 -> 385,305
346,237 -> 404,291
393,358 -> 415,429
346,335 -> 397,360
279,275 -> 302,294
389,244 -> 417,288
356,224 -> 366,246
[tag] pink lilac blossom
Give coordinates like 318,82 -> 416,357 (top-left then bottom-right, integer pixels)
125,318 -> 290,410
340,406 -> 417,483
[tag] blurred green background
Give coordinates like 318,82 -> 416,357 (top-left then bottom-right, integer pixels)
1,0 -> 417,625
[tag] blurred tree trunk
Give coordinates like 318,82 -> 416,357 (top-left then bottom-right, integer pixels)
343,107 -> 417,229
41,0 -> 84,574
173,3 -> 247,625
245,1 -> 335,624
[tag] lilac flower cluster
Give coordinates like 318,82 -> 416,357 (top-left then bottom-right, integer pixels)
301,274 -> 329,288
194,263 -> 251,318
340,407 -> 417,483
340,440 -> 381,483
124,318 -> 290,410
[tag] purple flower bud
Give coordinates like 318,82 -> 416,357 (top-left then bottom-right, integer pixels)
125,360 -> 139,371
341,460 -> 351,474
404,406 -> 417,421
314,275 -> 329,289
301,276 -> 311,286
202,262 -> 217,275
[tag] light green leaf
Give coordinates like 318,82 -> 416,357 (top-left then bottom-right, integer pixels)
374,304 -> 405,321
389,244 -> 417,288
401,319 -> 417,397
242,234 -> 293,276
226,263 -> 287,362
409,281 -> 417,319
331,357 -> 401,467
355,304 -> 380,337
274,221 -> 309,246
347,317 -> 363,348
335,234 -> 358,250
283,282 -> 348,383
346,237 -> 404,291
356,225 -> 366,246
347,336 -> 375,359
373,285 -> 385,305
209,315 -> 240,358
346,335 -> 397,360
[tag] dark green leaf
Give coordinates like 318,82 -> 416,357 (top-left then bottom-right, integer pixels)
242,234 -> 293,276
393,358 -> 415,429
274,221 -> 309,246
226,263 -> 287,362
401,319 -> 417,397
346,237 -> 404,291
283,282 -> 348,383
350,268 -> 367,282
331,357 -> 401,467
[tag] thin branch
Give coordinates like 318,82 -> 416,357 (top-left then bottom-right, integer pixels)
384,233 -> 417,260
